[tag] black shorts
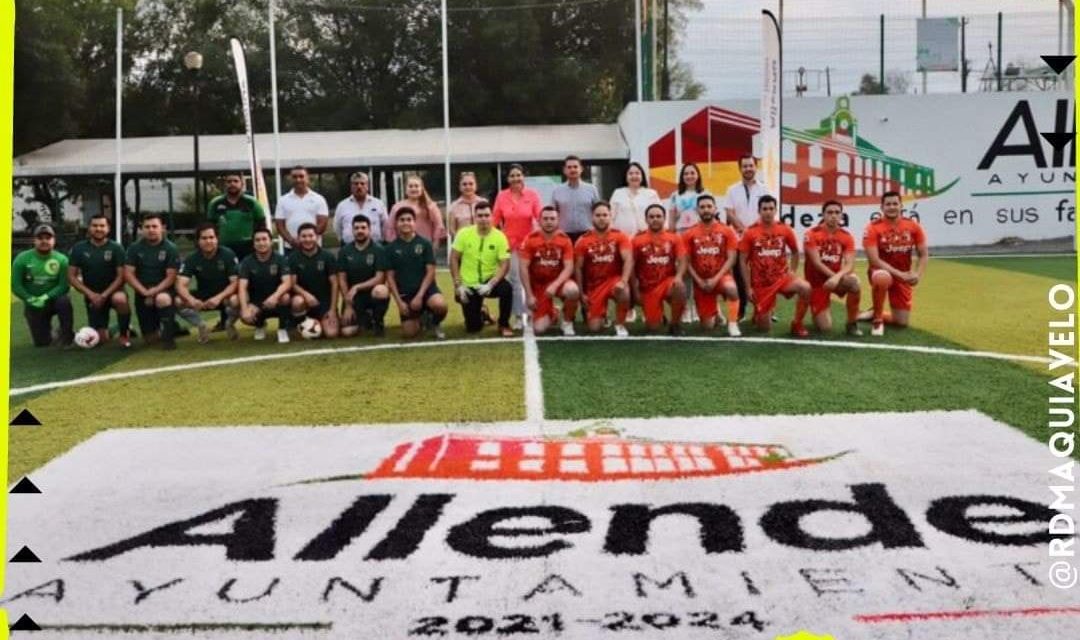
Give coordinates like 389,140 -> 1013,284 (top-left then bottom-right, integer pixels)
399,284 -> 441,320
306,299 -> 333,320
85,296 -> 116,330
134,289 -> 174,334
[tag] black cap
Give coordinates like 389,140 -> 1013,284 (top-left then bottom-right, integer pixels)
32,223 -> 55,237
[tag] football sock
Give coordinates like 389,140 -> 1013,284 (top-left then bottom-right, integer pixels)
118,312 -> 131,335
562,297 -> 579,322
794,297 -> 809,325
871,283 -> 887,322
615,301 -> 628,325
846,291 -> 861,323
726,299 -> 740,323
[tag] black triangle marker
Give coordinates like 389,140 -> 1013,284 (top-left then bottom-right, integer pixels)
1041,54 -> 1076,75
10,613 -> 41,631
10,477 -> 41,494
1041,131 -> 1074,151
9,409 -> 41,426
10,546 -> 41,563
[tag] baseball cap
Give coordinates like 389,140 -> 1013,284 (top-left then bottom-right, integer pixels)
32,223 -> 55,237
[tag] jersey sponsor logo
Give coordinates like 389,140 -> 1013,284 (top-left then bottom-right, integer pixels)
756,248 -> 784,258
820,253 -> 841,264
269,265 -> 278,276
366,254 -> 375,266
317,260 -> 325,271
537,258 -> 561,268
645,255 -> 671,266
217,261 -> 225,270
103,250 -> 112,261
414,245 -> 423,255
158,250 -> 167,261
590,253 -> 616,264
44,259 -> 60,276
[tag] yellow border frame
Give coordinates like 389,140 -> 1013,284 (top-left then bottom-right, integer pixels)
0,0 -> 14,635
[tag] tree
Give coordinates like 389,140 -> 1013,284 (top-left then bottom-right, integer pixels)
855,73 -> 886,95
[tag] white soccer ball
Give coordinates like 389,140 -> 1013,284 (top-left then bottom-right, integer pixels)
299,317 -> 323,340
74,327 -> 100,349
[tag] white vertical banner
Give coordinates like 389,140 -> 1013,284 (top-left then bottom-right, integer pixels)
760,10 -> 782,203
440,0 -> 452,261
229,38 -> 273,235
114,7 -> 123,242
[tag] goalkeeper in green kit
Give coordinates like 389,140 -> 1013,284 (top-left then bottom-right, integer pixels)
12,223 -> 74,347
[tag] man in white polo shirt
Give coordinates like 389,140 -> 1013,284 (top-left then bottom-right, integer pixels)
722,153 -> 770,321
274,165 -> 329,250
334,171 -> 388,245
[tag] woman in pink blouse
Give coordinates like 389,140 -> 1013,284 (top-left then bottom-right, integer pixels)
492,164 -> 542,322
388,175 -> 446,250
448,171 -> 482,236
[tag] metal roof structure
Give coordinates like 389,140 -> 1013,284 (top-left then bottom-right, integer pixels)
12,123 -> 629,178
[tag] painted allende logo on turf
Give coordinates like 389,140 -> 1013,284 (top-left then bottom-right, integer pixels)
313,428 -> 846,483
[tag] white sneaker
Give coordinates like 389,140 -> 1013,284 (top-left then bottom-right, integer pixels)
690,307 -> 700,322
433,326 -> 447,340
681,307 -> 693,323
727,322 -> 741,337
510,315 -> 523,331
626,308 -> 638,323
254,327 -> 267,341
871,321 -> 885,337
277,328 -> 290,343
614,324 -> 629,338
560,321 -> 576,337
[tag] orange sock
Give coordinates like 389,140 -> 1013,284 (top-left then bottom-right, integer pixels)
881,311 -> 894,324
726,299 -> 740,323
615,302 -> 628,325
563,298 -> 579,322
794,297 -> 809,325
845,291 -> 861,323
871,284 -> 887,322
671,298 -> 686,326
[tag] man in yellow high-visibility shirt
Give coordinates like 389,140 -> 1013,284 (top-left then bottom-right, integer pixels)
450,200 -> 514,337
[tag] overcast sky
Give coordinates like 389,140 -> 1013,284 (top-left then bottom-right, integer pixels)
681,0 -> 1070,100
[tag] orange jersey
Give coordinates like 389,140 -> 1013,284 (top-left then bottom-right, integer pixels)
632,231 -> 686,291
803,224 -> 855,287
520,230 -> 573,286
682,222 -> 738,279
574,229 -> 632,292
862,217 -> 926,273
738,222 -> 799,290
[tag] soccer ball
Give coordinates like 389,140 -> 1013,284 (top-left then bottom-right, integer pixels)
298,317 -> 323,340
74,327 -> 100,349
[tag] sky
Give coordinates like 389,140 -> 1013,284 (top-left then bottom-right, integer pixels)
679,0 -> 1070,100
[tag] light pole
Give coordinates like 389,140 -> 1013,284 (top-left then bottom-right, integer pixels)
184,51 -> 203,217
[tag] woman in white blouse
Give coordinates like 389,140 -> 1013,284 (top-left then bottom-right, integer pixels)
609,162 -> 661,236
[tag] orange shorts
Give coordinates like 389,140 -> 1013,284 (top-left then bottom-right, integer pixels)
752,274 -> 796,320
692,274 -> 736,321
869,269 -> 914,311
586,277 -> 623,321
532,281 -> 569,321
640,278 -> 678,325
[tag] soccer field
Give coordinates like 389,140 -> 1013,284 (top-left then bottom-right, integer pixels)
7,254 -> 1075,480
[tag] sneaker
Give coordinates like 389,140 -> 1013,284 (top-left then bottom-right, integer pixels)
871,321 -> 885,337
117,331 -> 132,348
560,321 -> 576,337
626,308 -> 638,323
680,307 -> 693,324
614,324 -> 629,338
790,322 -> 809,338
433,326 -> 447,340
500,327 -> 515,338
668,323 -> 684,337
690,307 -> 700,322
510,315 -> 523,331
226,323 -> 239,340
254,327 -> 267,341
846,322 -> 863,337
197,324 -> 210,344
277,328 -> 290,343
727,322 -> 742,337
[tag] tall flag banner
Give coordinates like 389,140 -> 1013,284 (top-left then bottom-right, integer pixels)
229,38 -> 273,233
760,10 -> 782,203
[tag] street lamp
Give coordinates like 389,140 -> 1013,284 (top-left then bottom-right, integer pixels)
184,51 -> 204,217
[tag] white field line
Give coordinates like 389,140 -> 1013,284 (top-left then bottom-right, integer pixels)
930,252 -> 1076,260
523,325 -> 545,424
8,335 -> 1069,399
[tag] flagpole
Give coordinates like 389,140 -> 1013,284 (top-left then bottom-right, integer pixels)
269,0 -> 282,212
114,7 -> 123,243
634,0 -> 643,102
441,0 -> 452,261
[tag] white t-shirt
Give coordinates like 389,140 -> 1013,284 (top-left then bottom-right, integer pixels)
274,189 -> 329,242
334,195 -> 388,244
609,187 -> 662,236
668,189 -> 712,231
722,180 -> 769,229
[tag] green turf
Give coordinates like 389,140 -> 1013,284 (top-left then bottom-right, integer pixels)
949,255 -> 1077,281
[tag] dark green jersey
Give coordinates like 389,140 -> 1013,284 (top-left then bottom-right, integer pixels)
207,194 -> 264,244
125,238 -> 180,288
387,235 -> 435,295
179,246 -> 238,297
69,239 -> 125,293
288,248 -> 338,306
238,252 -> 291,302
338,241 -> 389,288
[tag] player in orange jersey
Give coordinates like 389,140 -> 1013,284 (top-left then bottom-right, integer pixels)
737,195 -> 811,336
860,191 -> 928,336
519,206 -> 580,336
682,194 -> 741,336
632,204 -> 688,335
801,200 -> 862,336
574,201 -> 633,336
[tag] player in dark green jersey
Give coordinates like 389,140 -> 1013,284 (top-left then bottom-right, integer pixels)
124,213 -> 180,349
386,207 -> 447,339
176,223 -> 240,344
206,172 -> 265,331
338,214 -> 391,337
67,213 -> 132,346
288,223 -> 340,338
238,227 -> 292,343
12,223 -> 73,347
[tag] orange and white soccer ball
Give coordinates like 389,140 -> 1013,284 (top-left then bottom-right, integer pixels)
74,326 -> 100,349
